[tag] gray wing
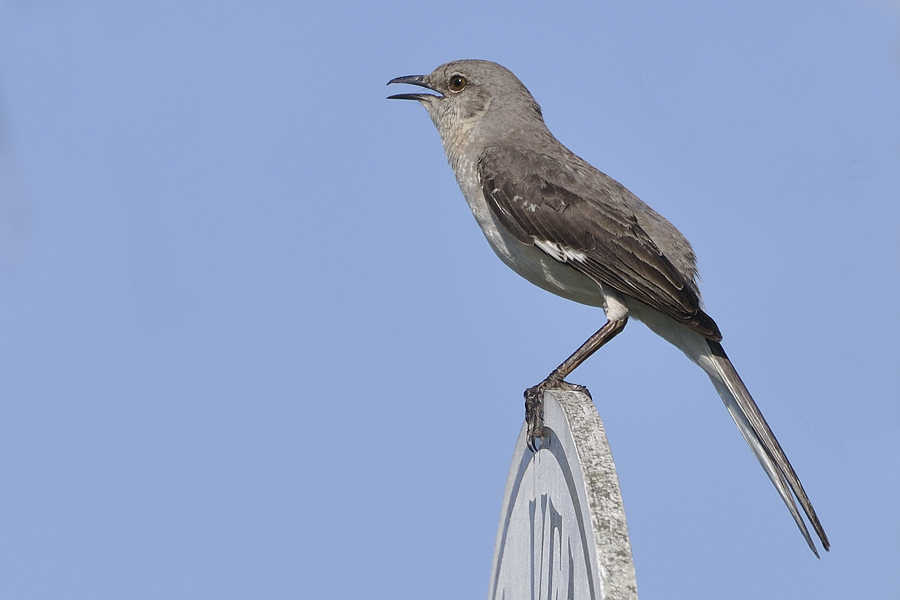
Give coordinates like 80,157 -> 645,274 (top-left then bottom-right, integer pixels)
478,145 -> 721,340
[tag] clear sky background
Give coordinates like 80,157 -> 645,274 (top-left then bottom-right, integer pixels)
0,0 -> 898,598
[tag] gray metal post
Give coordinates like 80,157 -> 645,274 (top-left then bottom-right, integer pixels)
488,389 -> 638,600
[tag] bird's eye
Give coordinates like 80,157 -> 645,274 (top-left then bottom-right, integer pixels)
448,74 -> 468,92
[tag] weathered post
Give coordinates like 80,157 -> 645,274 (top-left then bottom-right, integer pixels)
488,389 -> 638,600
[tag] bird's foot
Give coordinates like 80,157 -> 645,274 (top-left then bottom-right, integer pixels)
524,382 -> 547,451
524,377 -> 585,451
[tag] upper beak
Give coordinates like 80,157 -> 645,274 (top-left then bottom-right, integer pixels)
386,75 -> 442,101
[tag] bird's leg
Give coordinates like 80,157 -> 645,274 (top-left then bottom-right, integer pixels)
525,318 -> 628,449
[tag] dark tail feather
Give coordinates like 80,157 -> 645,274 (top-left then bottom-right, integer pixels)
704,340 -> 829,555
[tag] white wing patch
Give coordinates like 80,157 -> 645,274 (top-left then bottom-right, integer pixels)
533,238 -> 587,263
509,194 -> 539,212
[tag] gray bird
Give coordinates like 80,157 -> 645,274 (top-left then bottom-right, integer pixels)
388,59 -> 828,556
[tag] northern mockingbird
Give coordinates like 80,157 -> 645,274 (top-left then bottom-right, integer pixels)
388,59 -> 828,555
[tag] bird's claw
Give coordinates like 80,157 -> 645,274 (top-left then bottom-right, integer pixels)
525,378 -> 592,452
525,378 -> 558,452
525,387 -> 544,452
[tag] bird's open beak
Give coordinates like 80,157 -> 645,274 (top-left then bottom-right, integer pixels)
386,75 -> 442,101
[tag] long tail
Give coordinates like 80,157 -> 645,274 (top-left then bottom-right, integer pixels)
701,340 -> 829,556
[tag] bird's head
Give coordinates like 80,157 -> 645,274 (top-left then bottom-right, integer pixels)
388,60 -> 546,155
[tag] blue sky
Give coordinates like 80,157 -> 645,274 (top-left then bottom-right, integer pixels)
0,1 -> 897,598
